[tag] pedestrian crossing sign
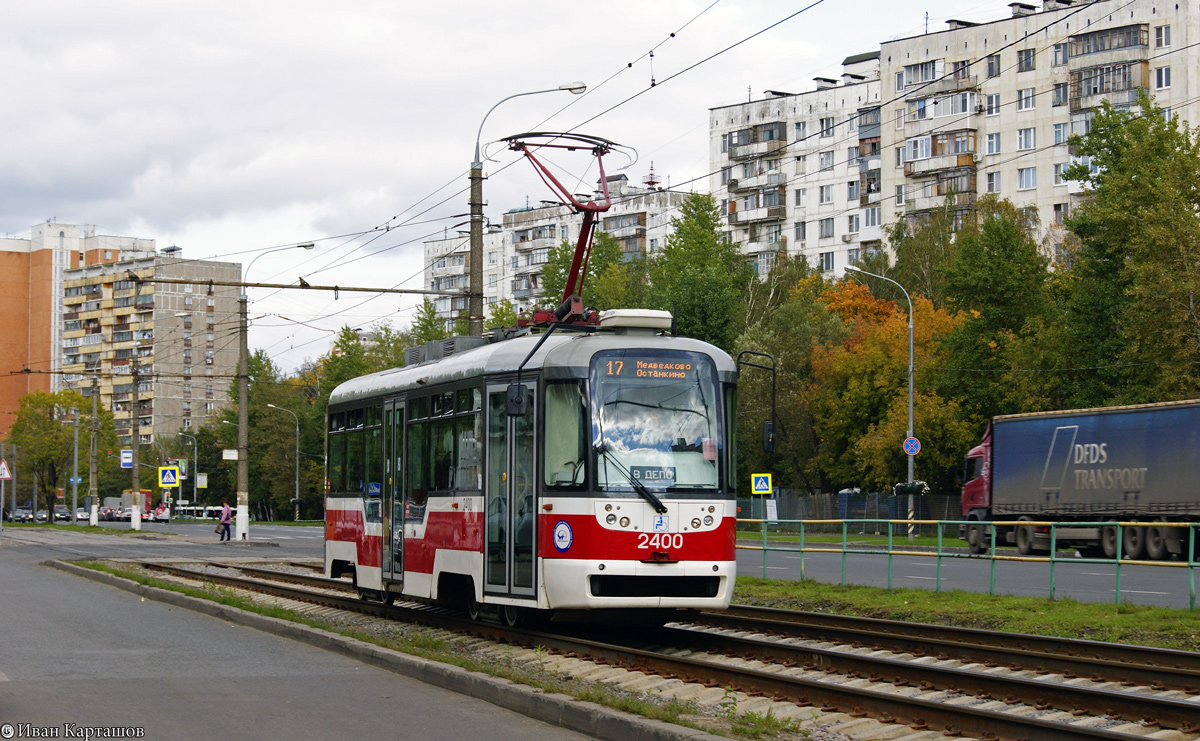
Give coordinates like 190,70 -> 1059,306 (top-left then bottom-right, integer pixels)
751,473 -> 772,496
0,458 -> 10,481
158,466 -> 180,488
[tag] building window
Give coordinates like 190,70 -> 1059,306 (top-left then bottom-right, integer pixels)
1156,66 -> 1171,89
184,296 -> 192,306
819,185 -> 833,204
794,221 -> 806,241
794,121 -> 806,140
1053,43 -> 1068,66
818,218 -> 834,238
847,180 -> 859,200
819,151 -> 834,170
895,71 -> 904,92
1053,163 -> 1067,185
847,248 -> 860,263
864,206 -> 881,228
1017,128 -> 1036,150
906,136 -> 931,161
1054,123 -> 1069,145
986,54 -> 1000,78
762,189 -> 780,207
1018,167 -> 1037,190
1017,88 -> 1035,110
206,297 -> 214,308
794,155 -> 806,174
205,351 -> 214,365
183,419 -> 191,430
1017,49 -> 1035,72
765,223 -> 782,242
847,113 -> 858,132
953,60 -> 969,79
818,252 -> 834,272
986,94 -> 1000,116
1155,25 -> 1170,48
742,162 -> 755,178
847,146 -> 859,165
795,188 -> 806,207
895,146 -> 905,168
896,185 -> 905,205
986,172 -> 1000,193
1053,82 -> 1068,107
986,133 -> 1001,155
847,214 -> 860,233
820,117 -> 835,137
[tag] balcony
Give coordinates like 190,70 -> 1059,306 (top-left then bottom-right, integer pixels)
905,190 -> 977,214
858,156 -> 882,175
728,205 -> 787,224
905,152 -> 977,177
1070,82 -> 1145,114
513,236 -> 556,252
859,187 -> 882,206
513,288 -> 532,299
729,138 -> 786,161
906,75 -> 978,100
606,224 -> 646,239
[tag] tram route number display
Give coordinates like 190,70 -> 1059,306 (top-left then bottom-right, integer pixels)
638,532 -> 685,549
605,359 -> 695,380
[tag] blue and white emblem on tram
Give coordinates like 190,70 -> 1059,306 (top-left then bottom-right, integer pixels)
553,520 -> 573,552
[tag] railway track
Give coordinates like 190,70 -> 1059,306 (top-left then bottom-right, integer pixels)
135,560 -> 1200,741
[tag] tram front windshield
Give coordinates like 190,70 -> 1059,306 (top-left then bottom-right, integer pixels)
591,350 -> 722,494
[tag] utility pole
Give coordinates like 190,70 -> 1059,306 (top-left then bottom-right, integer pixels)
236,292 -> 249,539
468,164 -> 484,336
71,408 -> 79,524
130,274 -> 142,531
89,376 -> 99,526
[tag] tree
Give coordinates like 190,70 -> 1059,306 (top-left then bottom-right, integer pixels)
648,193 -> 751,352
410,298 -> 448,344
540,231 -> 623,308
1063,92 -> 1200,402
7,390 -> 115,515
587,257 -> 649,312
363,320 -> 412,372
881,199 -> 958,309
486,298 -> 518,329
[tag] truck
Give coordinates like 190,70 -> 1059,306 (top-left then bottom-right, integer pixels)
960,399 -> 1200,560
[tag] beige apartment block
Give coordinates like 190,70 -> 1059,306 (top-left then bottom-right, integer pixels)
879,0 -> 1200,255
709,53 -> 883,278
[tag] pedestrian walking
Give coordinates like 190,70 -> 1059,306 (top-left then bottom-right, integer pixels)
219,500 -> 232,541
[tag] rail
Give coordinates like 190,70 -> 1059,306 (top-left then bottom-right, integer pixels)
736,518 -> 1199,610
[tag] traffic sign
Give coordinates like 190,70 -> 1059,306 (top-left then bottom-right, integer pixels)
751,473 -> 773,496
158,466 -> 180,488
70,477 -> 83,485
903,437 -> 921,456
0,459 -> 10,480
120,449 -> 133,468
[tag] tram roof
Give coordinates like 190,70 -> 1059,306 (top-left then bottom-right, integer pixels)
328,331 -> 736,407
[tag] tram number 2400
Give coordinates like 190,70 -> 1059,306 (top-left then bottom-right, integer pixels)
638,532 -> 685,549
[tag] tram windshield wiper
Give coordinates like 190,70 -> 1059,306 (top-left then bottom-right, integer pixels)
594,443 -> 668,514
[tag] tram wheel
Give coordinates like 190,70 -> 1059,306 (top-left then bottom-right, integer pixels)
1123,525 -> 1147,560
467,593 -> 481,621
1145,523 -> 1168,561
502,604 -> 523,628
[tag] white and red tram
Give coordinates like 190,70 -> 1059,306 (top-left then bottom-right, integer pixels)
324,312 -> 739,624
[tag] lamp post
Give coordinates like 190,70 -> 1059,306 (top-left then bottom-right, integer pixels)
844,266 -> 916,542
178,432 -> 197,510
468,82 -> 586,336
236,242 -> 315,539
266,404 -> 300,522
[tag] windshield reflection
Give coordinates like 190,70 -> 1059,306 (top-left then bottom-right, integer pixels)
591,351 -> 721,492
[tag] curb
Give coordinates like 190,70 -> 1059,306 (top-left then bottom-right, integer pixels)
47,559 -> 725,741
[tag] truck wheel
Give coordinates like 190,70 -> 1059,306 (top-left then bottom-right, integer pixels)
1101,524 -> 1120,560
1123,526 -> 1146,560
966,523 -> 989,555
1016,524 -> 1038,556
1145,524 -> 1168,561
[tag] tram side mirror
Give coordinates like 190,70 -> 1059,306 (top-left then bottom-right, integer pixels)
506,383 -> 528,417
762,420 -> 775,453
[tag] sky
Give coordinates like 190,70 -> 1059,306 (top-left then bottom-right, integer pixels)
1,0 -> 1018,374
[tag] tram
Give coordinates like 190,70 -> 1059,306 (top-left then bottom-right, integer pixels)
324,310 -> 740,624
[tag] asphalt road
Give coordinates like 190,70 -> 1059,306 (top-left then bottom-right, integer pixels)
0,529 -> 592,740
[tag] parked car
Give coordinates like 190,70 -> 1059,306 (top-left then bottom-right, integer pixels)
13,508 -> 33,522
119,507 -> 133,521
35,510 -> 48,522
75,508 -> 88,521
53,505 -> 71,522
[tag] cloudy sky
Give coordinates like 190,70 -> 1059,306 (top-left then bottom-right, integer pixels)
2,0 -> 1014,373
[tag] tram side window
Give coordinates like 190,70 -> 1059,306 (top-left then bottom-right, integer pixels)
365,423 -> 382,522
455,413 -> 482,490
407,419 -> 428,507
431,416 -> 455,490
346,427 -> 365,493
327,429 -> 345,493
725,385 -> 737,491
544,381 -> 586,488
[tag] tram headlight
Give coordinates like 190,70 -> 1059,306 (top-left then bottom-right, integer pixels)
703,515 -> 713,526
605,504 -> 613,512
606,514 -> 617,525
691,518 -> 702,529
619,516 -> 630,528
708,505 -> 715,513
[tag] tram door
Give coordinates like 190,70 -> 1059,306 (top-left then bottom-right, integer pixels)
382,399 -> 404,582
485,384 -> 536,598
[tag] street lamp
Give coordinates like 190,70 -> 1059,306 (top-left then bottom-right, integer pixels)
178,432 -> 197,511
235,242 -> 315,540
468,82 -> 586,336
844,266 -> 917,542
266,404 -> 300,522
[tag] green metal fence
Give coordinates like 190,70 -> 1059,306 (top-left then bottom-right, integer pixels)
736,518 -> 1199,611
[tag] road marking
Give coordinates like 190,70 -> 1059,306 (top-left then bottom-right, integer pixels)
765,566 -> 790,570
1081,572 -> 1116,576
1112,589 -> 1169,596
906,576 -> 938,581
0,672 -> 9,681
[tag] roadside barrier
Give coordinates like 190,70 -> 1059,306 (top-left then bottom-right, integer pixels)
736,518 -> 1198,611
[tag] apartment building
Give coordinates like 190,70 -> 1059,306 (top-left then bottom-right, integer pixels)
0,222 -> 157,436
60,248 -> 241,445
422,174 -> 686,327
880,0 -> 1200,247
709,53 -> 883,277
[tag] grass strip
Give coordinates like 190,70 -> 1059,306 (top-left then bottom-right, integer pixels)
733,576 -> 1200,652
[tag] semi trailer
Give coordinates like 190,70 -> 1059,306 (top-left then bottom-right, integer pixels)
959,399 -> 1200,559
